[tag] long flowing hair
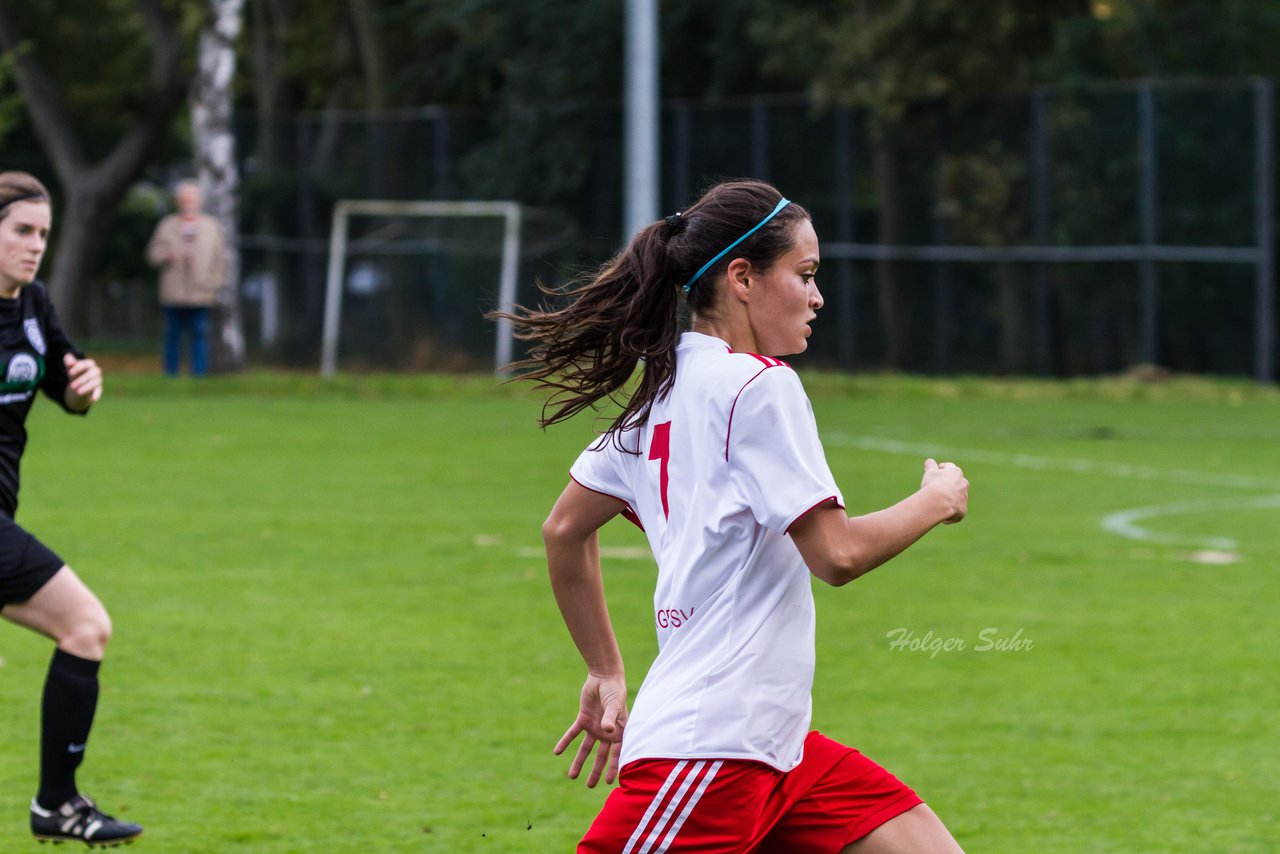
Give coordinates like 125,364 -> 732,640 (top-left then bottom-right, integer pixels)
496,179 -> 810,445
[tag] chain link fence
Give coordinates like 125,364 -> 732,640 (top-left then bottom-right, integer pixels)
97,79 -> 1275,378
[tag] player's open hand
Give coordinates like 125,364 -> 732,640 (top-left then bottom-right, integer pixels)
63,353 -> 103,411
554,672 -> 628,788
922,458 -> 968,524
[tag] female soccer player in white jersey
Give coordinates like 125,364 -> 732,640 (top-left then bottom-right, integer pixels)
0,172 -> 143,847
506,179 -> 969,852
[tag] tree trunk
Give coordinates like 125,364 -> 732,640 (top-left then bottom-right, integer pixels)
193,0 -> 247,371
47,191 -> 115,335
349,0 -> 389,196
348,0 -> 387,112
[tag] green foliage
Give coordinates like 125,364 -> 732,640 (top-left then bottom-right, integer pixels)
751,0 -> 1088,117
385,0 -> 624,106
379,0 -> 797,108
1050,0 -> 1280,80
0,50 -> 24,144
367,0 -> 809,208
233,0 -> 1280,119
247,0 -> 362,110
0,373 -> 1276,851
6,0 -> 202,163
936,141 -> 1029,246
661,0 -> 802,99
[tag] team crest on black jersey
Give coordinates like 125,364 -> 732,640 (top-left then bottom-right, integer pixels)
24,317 -> 46,355
6,353 -> 39,385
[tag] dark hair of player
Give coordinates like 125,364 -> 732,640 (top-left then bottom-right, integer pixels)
0,172 -> 52,220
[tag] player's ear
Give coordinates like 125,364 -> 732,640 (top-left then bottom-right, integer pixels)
723,257 -> 752,303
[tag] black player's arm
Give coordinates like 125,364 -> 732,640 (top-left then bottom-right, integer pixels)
34,287 -> 95,414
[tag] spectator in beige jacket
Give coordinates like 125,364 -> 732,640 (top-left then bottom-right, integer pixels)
146,180 -> 227,376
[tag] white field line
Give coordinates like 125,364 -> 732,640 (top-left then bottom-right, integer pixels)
827,433 -> 1280,550
826,434 -> 1280,492
1098,495 -> 1280,549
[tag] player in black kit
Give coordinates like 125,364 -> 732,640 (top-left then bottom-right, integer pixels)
0,172 -> 143,847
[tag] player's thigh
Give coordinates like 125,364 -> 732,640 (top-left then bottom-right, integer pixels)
840,803 -> 964,853
2,565 -> 110,652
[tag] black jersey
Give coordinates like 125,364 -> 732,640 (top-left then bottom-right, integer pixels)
0,281 -> 83,518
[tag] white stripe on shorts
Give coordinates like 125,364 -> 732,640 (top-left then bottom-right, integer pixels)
653,760 -> 723,853
620,759 -> 723,854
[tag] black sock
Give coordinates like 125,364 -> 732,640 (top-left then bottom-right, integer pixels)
36,649 -> 100,810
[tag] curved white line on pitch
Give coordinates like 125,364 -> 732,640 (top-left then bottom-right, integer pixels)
1099,494 -> 1280,549
826,434 -> 1280,492
825,434 -> 1280,550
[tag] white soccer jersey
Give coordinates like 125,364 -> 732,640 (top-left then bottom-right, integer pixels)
569,331 -> 845,772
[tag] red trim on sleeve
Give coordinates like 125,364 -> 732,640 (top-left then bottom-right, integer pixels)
785,495 -> 845,534
568,474 -> 645,532
742,352 -> 791,368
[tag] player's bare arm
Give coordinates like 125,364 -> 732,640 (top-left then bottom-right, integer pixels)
790,459 -> 968,587
543,480 -> 632,786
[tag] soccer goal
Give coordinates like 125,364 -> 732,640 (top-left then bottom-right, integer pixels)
320,200 -> 523,377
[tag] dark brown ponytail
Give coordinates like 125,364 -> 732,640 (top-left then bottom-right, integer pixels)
497,179 -> 810,443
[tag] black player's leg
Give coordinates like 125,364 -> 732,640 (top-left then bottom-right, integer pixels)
3,564 -> 111,806
2,563 -> 143,845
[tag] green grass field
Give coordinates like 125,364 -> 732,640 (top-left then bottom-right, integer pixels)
0,372 -> 1277,852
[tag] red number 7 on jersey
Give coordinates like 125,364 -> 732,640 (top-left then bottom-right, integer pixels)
649,421 -> 672,519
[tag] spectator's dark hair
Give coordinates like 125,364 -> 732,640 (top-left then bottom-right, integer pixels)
494,179 -> 810,441
0,172 -> 51,221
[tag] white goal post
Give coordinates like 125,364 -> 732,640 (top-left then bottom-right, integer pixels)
320,200 -> 523,377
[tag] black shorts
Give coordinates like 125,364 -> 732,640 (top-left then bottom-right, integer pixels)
0,515 -> 65,609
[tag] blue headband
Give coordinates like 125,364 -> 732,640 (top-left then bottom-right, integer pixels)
682,198 -> 791,294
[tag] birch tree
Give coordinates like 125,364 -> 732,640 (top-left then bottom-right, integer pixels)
193,0 -> 246,370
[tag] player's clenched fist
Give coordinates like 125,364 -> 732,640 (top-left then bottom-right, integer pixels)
922,458 -> 968,524
63,353 -> 103,410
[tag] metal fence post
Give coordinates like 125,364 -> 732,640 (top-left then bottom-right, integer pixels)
752,97 -> 768,179
1139,81 -> 1160,367
672,103 -> 692,207
433,112 -> 450,196
1256,77 -> 1276,384
932,111 -> 952,374
624,0 -> 659,240
1032,90 -> 1052,375
834,106 -> 856,368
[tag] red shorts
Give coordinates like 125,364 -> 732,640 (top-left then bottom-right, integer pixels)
578,732 -> 922,854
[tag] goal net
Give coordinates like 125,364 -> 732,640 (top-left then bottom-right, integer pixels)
320,200 -> 531,377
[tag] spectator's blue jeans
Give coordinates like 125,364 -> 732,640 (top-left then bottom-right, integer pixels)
163,306 -> 211,376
